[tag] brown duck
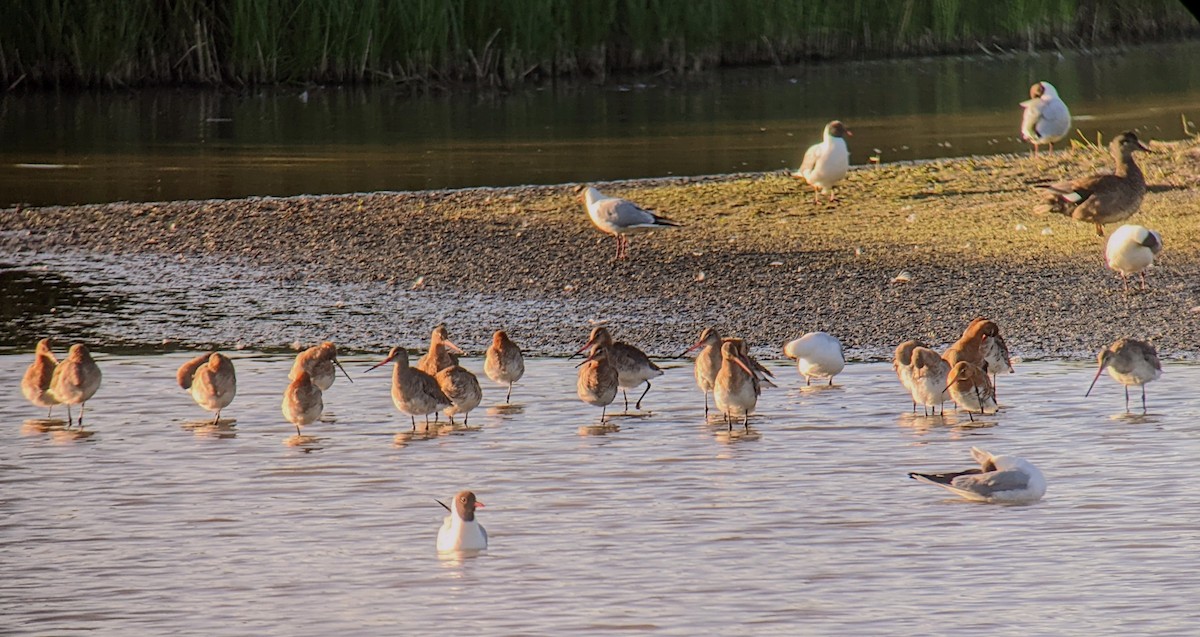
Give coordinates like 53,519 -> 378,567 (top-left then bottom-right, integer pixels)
1033,131 -> 1151,236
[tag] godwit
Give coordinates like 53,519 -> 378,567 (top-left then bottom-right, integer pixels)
1105,224 -> 1163,290
177,352 -> 237,424
282,369 -> 323,436
1033,131 -> 1150,236
1085,338 -> 1161,413
679,327 -> 723,416
944,361 -> 997,421
416,323 -> 464,375
574,185 -> 682,260
368,346 -> 452,429
49,344 -> 102,428
792,120 -> 851,203
289,341 -> 352,391
965,318 -> 1014,397
432,345 -> 482,426
725,338 -> 776,391
436,490 -> 487,552
484,330 -> 524,403
21,338 -> 59,417
909,447 -> 1046,504
783,331 -> 845,386
893,339 -> 926,412
1020,81 -> 1071,158
571,327 -> 662,411
576,345 -> 619,422
713,341 -> 758,430
908,346 -> 950,416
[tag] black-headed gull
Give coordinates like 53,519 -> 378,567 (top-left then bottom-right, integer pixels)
1085,338 -> 1161,414
910,447 -> 1046,504
1020,81 -> 1071,157
1033,132 -> 1150,236
575,185 -> 681,260
437,490 -> 487,552
792,120 -> 851,203
783,331 -> 845,386
1105,224 -> 1162,291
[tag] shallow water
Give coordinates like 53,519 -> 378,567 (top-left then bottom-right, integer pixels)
4,352 -> 1200,635
3,41 -> 1200,206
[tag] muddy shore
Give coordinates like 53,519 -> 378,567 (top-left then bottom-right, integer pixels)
4,139 -> 1200,360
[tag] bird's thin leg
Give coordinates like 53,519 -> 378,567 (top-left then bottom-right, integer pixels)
411,416 -> 416,430
464,412 -> 469,426
623,390 -> 629,412
506,383 -> 513,404
743,414 -> 750,430
601,405 -> 607,423
968,410 -> 976,423
448,414 -> 456,426
78,403 -> 85,428
66,404 -> 73,428
1095,223 -> 1105,237
922,404 -> 928,417
812,187 -> 820,204
1142,385 -> 1147,414
911,400 -> 917,414
704,391 -> 709,417
1124,385 -> 1130,413
635,381 -> 652,410
828,377 -> 833,387
295,424 -> 302,436
805,376 -> 811,387
212,411 -> 220,426
1140,272 -> 1148,290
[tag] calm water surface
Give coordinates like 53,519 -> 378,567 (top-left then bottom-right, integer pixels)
4,353 -> 1200,635
2,41 -> 1199,206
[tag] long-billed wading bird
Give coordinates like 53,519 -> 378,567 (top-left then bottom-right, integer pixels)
576,345 -> 619,422
289,341 -> 352,391
484,330 -> 524,404
1085,338 -> 1161,414
49,344 -> 102,428
416,324 -> 463,376
432,344 -> 482,426
570,327 -> 662,412
575,185 -> 682,260
679,327 -> 723,416
943,361 -> 997,422
282,370 -> 323,436
177,352 -> 237,424
367,347 -> 452,429
22,338 -> 59,418
713,341 -> 758,430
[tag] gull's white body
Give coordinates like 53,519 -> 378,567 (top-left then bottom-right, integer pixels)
912,447 -> 1046,504
794,127 -> 850,194
1106,224 -> 1162,277
1020,81 -> 1071,148
783,332 -> 845,384
437,493 -> 488,552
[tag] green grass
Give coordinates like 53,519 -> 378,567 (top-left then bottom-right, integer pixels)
1,0 -> 1196,88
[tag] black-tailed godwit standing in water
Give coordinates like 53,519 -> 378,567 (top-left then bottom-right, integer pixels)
965,318 -> 1014,399
177,352 -> 237,424
679,327 -> 723,416
1085,338 -> 1161,414
430,342 -> 482,426
908,346 -> 951,417
576,345 -> 619,422
282,370 -> 323,436
49,344 -> 102,428
22,338 -> 59,418
1105,224 -> 1162,291
368,347 -> 451,429
289,341 -> 352,391
783,331 -> 845,386
1033,131 -> 1150,236
571,327 -> 662,411
1020,81 -> 1071,158
575,185 -> 681,260
713,341 -> 758,430
893,339 -> 926,412
484,330 -> 524,404
943,361 -> 997,421
416,324 -> 464,375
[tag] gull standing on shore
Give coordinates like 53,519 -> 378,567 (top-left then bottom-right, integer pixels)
22,338 -> 59,418
679,327 -> 723,416
1020,81 -> 1071,158
1105,224 -> 1162,290
1033,131 -> 1150,236
368,346 -> 452,429
289,341 -> 352,391
574,185 -> 681,260
282,370 -> 323,436
1086,338 -> 1161,413
571,327 -> 663,411
484,330 -> 524,403
49,344 -> 102,428
177,352 -> 237,424
792,120 -> 851,203
909,447 -> 1046,504
783,331 -> 845,386
437,490 -> 487,552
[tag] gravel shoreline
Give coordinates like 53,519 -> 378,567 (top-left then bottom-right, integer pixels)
4,142 -> 1200,359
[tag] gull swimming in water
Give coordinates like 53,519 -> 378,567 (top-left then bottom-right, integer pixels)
909,446 -> 1046,504
574,185 -> 681,260
1020,81 -> 1071,158
792,120 -> 851,203
436,490 -> 487,552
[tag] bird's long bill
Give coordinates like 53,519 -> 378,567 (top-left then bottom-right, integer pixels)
364,353 -> 395,373
1085,363 -> 1107,397
678,340 -> 704,358
574,349 -> 597,369
334,358 -> 354,383
434,499 -> 450,511
568,340 -> 594,361
733,357 -> 755,377
443,340 -> 466,355
474,502 -> 485,508
1138,141 -> 1153,152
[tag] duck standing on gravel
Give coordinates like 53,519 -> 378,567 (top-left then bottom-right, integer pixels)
792,120 -> 851,203
1105,224 -> 1162,291
1033,131 -> 1150,236
1020,81 -> 1071,158
575,185 -> 681,260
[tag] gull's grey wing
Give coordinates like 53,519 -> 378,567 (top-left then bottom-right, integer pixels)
951,469 -> 1030,496
800,143 -> 820,176
593,197 -> 658,229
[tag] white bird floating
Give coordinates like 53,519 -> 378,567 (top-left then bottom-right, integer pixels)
437,490 -> 488,552
909,447 -> 1046,504
783,332 -> 845,386
1105,224 -> 1162,291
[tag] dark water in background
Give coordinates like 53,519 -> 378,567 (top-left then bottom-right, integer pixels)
1,40 -> 1198,207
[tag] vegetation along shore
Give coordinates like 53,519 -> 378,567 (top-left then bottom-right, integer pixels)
2,0 -> 1196,89
5,136 -> 1200,358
